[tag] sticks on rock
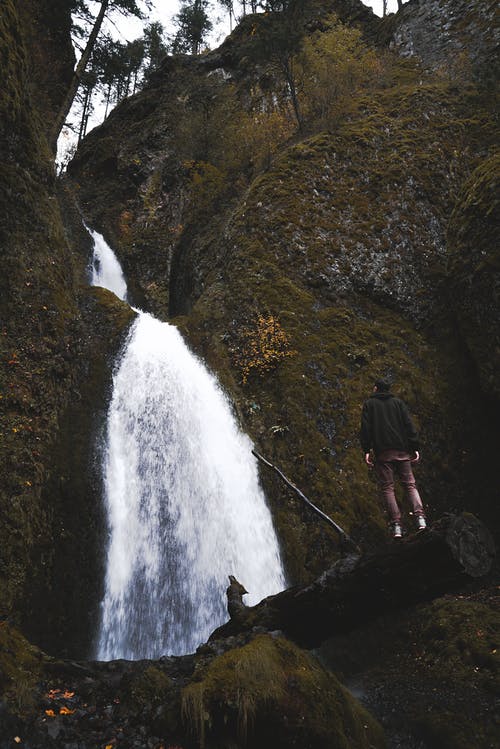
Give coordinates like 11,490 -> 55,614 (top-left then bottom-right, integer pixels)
252,450 -> 359,553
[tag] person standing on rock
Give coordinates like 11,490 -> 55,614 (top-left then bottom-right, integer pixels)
360,379 -> 426,539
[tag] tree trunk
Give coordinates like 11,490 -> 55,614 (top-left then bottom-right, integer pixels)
50,0 -> 110,152
282,56 -> 303,132
210,513 -> 495,649
77,87 -> 90,145
104,84 -> 112,118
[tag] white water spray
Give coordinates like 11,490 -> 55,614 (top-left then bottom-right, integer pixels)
88,229 -> 286,660
88,225 -> 128,301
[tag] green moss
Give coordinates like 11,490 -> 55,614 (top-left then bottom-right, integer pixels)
407,597 -> 500,749
182,634 -> 385,749
66,3 -> 498,583
419,598 -> 499,688
447,153 -> 500,398
0,622 -> 45,715
127,665 -> 173,709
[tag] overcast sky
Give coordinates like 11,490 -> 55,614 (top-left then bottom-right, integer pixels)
109,1 -> 403,47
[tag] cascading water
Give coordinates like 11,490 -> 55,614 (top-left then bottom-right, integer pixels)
87,229 -> 286,660
88,225 -> 128,302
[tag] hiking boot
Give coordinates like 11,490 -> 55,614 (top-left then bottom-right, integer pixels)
416,516 -> 427,531
392,523 -> 402,539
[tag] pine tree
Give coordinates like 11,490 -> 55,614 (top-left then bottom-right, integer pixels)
142,21 -> 168,76
171,0 -> 213,56
51,0 -> 150,150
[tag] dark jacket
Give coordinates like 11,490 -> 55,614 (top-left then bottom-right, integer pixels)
360,392 -> 419,456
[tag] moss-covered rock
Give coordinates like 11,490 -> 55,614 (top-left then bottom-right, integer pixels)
0,2 -> 135,658
23,287 -> 136,658
319,587 -> 500,749
447,153 -> 500,400
418,597 -> 499,690
0,621 -> 46,716
0,0 -> 82,621
386,0 -> 500,86
66,0 -> 498,582
182,634 -> 386,748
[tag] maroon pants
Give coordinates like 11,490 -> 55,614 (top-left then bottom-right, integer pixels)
375,450 -> 424,524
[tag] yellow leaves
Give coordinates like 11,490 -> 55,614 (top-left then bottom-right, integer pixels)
118,210 -> 134,238
233,109 -> 293,173
232,315 -> 296,384
169,223 -> 184,236
295,13 -> 381,129
45,710 -> 56,718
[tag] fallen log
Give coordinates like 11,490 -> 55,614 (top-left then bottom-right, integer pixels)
210,513 -> 495,649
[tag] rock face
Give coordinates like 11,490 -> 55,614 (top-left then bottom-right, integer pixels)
389,0 -> 500,83
0,1 -> 498,747
0,1 -> 134,654
447,154 -> 500,401
68,0 -> 499,582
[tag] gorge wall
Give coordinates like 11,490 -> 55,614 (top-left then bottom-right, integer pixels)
0,1 -> 498,747
67,0 -> 499,585
0,0 -> 135,654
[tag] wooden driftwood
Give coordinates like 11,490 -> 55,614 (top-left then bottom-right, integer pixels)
212,513 -> 495,649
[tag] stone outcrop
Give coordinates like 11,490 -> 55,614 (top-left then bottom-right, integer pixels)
447,154 -> 500,401
0,1 -> 498,747
66,0 -> 499,584
0,2 -> 134,653
388,0 -> 499,83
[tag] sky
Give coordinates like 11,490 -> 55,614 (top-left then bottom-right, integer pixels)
110,1 -> 403,46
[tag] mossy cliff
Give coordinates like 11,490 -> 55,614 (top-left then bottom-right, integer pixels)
447,153 -> 500,401
68,0 -> 499,580
0,0 -> 498,746
320,587 -> 500,749
386,0 -> 500,85
0,1 -> 134,652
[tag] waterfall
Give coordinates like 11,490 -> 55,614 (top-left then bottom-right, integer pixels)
88,225 -> 128,302
87,229 -> 286,660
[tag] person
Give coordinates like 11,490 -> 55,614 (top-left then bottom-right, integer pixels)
360,378 -> 426,538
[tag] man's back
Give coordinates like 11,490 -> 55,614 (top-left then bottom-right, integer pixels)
360,392 -> 419,456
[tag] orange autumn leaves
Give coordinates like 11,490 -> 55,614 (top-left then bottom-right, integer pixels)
45,706 -> 76,716
45,688 -> 76,717
232,315 -> 296,384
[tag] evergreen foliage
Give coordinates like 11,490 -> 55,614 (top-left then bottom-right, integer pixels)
171,0 -> 213,55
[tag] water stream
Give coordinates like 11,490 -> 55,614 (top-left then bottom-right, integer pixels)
89,228 -> 286,660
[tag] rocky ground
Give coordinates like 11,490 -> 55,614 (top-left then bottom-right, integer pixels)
323,576 -> 500,749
